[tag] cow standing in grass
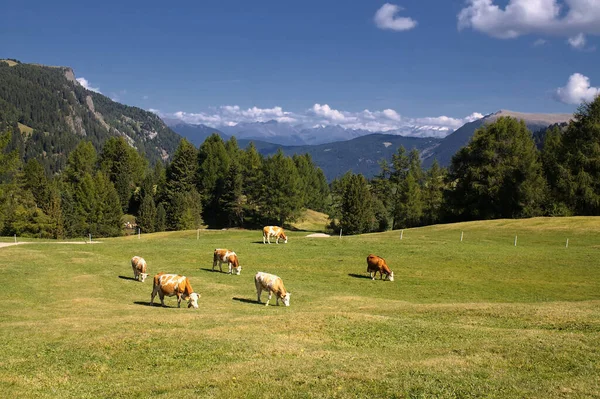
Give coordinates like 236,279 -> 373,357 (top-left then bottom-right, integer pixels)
131,256 -> 148,282
366,254 -> 394,281
262,226 -> 288,244
213,248 -> 241,275
254,272 -> 291,306
151,273 -> 200,308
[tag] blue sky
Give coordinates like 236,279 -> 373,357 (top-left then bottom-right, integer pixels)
2,0 -> 599,134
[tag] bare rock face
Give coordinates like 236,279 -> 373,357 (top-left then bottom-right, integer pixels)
85,95 -> 110,131
64,68 -> 77,84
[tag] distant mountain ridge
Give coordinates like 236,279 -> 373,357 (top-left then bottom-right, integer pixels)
164,119 -> 456,146
169,109 -> 572,180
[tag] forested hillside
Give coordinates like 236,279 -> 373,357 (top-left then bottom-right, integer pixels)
0,60 -> 180,174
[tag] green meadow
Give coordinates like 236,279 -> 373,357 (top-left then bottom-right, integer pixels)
1,217 -> 599,398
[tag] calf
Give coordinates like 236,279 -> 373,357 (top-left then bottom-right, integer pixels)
366,254 -> 394,281
213,248 -> 241,275
254,272 -> 291,306
131,256 -> 148,282
262,226 -> 288,244
150,273 -> 200,308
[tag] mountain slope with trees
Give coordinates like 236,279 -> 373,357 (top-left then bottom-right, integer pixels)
0,59 -> 181,174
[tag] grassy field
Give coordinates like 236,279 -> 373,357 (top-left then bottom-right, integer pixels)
1,217 -> 599,398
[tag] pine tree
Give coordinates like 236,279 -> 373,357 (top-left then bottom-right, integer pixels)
165,139 -> 198,230
156,203 -> 167,232
92,171 -> 123,237
422,160 -> 445,225
99,137 -> 146,213
197,134 -> 231,227
220,161 -> 245,227
260,150 -> 303,225
339,173 -> 374,235
240,142 -> 264,225
396,171 -> 423,228
64,141 -> 97,184
555,96 -> 600,215
445,117 -> 546,220
540,126 -> 570,215
138,194 -> 157,233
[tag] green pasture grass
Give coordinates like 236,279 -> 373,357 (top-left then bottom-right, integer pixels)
0,217 -> 599,398
289,209 -> 330,232
17,122 -> 34,137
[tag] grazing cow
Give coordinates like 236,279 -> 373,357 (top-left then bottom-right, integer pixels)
366,254 -> 394,281
262,226 -> 288,244
254,272 -> 291,306
213,248 -> 242,275
131,256 -> 148,282
150,273 -> 200,308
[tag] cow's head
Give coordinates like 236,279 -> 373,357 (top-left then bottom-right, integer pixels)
139,273 -> 148,282
233,265 -> 242,275
387,271 -> 394,282
281,233 -> 288,243
282,292 -> 291,307
187,292 -> 200,309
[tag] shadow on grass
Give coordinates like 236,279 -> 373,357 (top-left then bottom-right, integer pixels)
133,301 -> 173,308
118,275 -> 137,281
348,273 -> 372,280
199,268 -> 223,273
232,297 -> 262,305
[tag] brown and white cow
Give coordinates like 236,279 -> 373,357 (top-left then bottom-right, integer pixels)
254,272 -> 291,306
131,256 -> 148,282
150,273 -> 200,308
213,248 -> 241,275
366,254 -> 394,281
262,226 -> 288,244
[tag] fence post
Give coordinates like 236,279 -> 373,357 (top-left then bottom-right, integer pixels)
89,233 -> 92,243
197,229 -> 200,240
138,228 -> 141,239
339,229 -> 342,239
460,231 -> 464,242
514,235 -> 517,247
14,234 -> 17,244
566,238 -> 569,248
400,230 -> 403,240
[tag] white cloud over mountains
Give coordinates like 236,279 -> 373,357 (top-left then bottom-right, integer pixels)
555,73 -> 600,104
374,3 -> 417,32
153,104 -> 483,138
76,77 -> 101,93
458,0 -> 600,39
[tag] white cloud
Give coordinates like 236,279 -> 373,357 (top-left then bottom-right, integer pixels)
374,3 -> 417,32
458,0 -> 600,39
76,77 -> 101,93
158,104 -> 482,138
568,33 -> 586,49
533,38 -> 547,46
142,95 -> 149,100
311,104 -> 346,122
555,73 -> 600,104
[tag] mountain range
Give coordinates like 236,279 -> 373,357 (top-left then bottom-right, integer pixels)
167,110 -> 573,179
0,59 -> 574,181
163,118 -> 459,147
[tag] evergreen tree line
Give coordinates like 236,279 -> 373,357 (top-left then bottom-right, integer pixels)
329,97 -> 600,235
0,132 -> 329,238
